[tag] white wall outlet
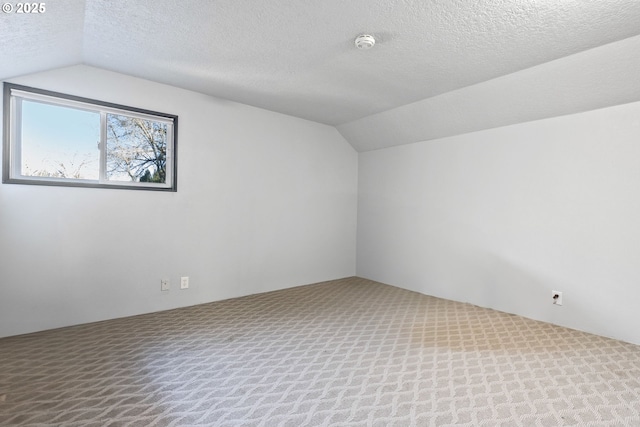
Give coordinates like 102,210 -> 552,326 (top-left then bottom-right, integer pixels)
161,279 -> 170,291
180,276 -> 189,289
552,290 -> 563,306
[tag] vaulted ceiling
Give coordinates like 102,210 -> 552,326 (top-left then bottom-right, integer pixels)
3,0 -> 640,151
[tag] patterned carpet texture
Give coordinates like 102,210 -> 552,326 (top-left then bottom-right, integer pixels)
1,277 -> 640,426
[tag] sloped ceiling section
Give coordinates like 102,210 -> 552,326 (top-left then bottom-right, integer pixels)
2,1 -> 640,152
338,34 -> 640,151
0,0 -> 85,79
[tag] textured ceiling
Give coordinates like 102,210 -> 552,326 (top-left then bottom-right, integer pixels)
2,0 -> 640,151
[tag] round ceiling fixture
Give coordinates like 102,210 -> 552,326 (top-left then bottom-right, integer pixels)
355,34 -> 376,50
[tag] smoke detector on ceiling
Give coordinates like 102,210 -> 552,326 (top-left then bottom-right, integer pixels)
355,34 -> 376,50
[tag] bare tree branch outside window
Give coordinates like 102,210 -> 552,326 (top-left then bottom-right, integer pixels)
106,114 -> 168,183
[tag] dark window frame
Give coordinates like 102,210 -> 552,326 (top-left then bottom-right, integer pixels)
2,83 -> 178,192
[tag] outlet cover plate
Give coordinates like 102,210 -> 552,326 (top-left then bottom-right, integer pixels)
180,276 -> 189,289
161,279 -> 170,291
552,290 -> 563,306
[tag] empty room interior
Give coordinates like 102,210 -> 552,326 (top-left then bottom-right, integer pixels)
2,1 -> 640,426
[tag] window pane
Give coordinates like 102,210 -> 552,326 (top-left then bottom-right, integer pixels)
20,100 -> 100,180
106,114 -> 168,183
4,84 -> 177,191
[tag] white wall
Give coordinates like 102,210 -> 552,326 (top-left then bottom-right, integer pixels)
0,65 -> 358,338
357,102 -> 640,345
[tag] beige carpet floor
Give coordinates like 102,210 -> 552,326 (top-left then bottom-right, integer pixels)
1,277 -> 639,426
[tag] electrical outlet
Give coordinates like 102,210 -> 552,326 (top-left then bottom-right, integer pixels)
552,290 -> 563,306
161,279 -> 170,291
180,276 -> 189,289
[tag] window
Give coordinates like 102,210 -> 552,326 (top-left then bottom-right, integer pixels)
2,83 -> 178,191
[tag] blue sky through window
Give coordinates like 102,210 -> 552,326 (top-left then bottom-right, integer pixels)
21,100 -> 100,179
